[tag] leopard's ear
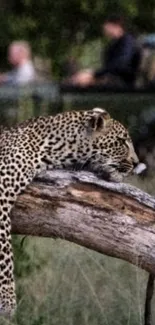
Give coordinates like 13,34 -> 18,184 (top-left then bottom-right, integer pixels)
87,107 -> 111,133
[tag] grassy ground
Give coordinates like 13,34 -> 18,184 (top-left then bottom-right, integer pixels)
0,174 -> 154,325
11,240 -> 148,325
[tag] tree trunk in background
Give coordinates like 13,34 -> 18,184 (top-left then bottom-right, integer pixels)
0,0 -> 14,10
10,170 -> 155,275
136,0 -> 155,31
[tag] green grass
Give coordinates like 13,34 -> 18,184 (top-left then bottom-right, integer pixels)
6,239 -> 147,325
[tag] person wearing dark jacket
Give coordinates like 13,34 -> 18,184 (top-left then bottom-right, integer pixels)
71,15 -> 141,88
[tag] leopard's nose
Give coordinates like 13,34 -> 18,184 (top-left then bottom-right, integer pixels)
133,160 -> 139,168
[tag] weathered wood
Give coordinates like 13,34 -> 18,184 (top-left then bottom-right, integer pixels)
11,170 -> 155,274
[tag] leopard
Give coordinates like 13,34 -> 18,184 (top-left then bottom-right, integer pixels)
0,107 -> 143,316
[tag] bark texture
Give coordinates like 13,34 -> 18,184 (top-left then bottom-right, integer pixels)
11,170 -> 155,274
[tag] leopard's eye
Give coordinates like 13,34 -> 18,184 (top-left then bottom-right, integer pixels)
117,136 -> 126,144
118,135 -> 131,145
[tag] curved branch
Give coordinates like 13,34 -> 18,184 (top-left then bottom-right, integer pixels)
11,170 -> 155,274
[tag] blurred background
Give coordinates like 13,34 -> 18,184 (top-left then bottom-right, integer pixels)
0,0 -> 155,324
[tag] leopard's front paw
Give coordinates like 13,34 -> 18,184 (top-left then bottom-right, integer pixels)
109,171 -> 124,183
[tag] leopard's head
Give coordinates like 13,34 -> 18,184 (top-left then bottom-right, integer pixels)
81,107 -> 146,181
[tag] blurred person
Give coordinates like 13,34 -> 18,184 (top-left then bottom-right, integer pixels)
70,15 -> 141,88
0,41 -> 36,85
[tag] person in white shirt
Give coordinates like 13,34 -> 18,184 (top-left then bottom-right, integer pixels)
0,41 -> 36,85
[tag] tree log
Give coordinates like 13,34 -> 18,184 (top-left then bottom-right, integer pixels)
11,170 -> 155,274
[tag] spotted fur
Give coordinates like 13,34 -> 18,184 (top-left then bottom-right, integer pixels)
0,107 -> 139,315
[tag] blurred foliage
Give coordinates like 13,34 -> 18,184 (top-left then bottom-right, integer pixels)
0,0 -> 155,75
